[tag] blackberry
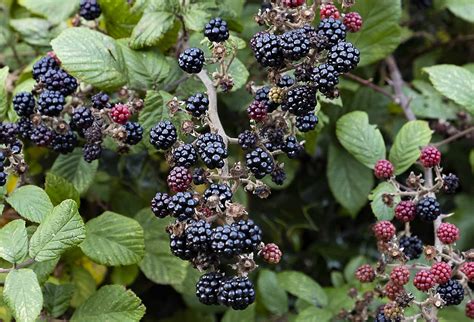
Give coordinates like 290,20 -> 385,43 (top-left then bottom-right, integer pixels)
151,192 -> 170,218
316,18 -> 347,49
282,136 -> 303,159
442,173 -> 459,194
296,113 -> 318,132
167,191 -> 198,221
172,144 -> 198,168
192,168 -> 207,185
32,56 -> 59,81
84,124 -> 103,144
17,118 -> 34,140
344,12 -> 363,33
12,92 -> 35,117
374,159 -> 395,180
31,124 -> 53,147
254,86 -> 278,112
170,233 -> 195,260
83,143 -> 102,162
260,126 -> 284,152
10,140 -> 22,154
281,85 -> 317,116
280,29 -> 310,61
167,166 -> 192,193
0,172 -> 6,186
211,225 -> 244,257
277,74 -> 295,88
247,100 -> 268,122
373,221 -> 396,242
245,148 -> 274,179
261,243 -> 282,264
204,17 -> 229,42
196,272 -> 224,305
110,104 -> 131,125
355,264 -> 376,283
218,276 -> 255,310
91,92 -> 111,109
196,133 -> 228,169
271,166 -> 286,185
232,219 -> 262,252
0,122 -> 18,144
320,3 -> 340,19
150,120 -> 177,150
40,69 -> 78,96
51,131 -> 77,154
79,0 -> 101,20
251,32 -> 284,68
124,122 -> 143,145
71,106 -> 94,129
204,183 -> 233,210
327,42 -> 360,74
374,312 -> 393,322
178,48 -> 205,74
186,93 -> 209,117
416,197 -> 440,221
185,220 -> 213,252
238,130 -> 257,150
437,279 -> 464,306
37,90 -> 65,116
312,63 -> 340,94
399,235 -> 423,260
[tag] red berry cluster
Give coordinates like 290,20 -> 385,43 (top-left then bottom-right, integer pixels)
260,243 -> 283,264
394,200 -> 416,222
343,12 -> 363,32
420,145 -> 441,168
374,159 -> 394,179
320,4 -> 340,19
110,103 -> 131,125
355,264 -> 375,283
372,221 -> 396,242
430,261 -> 452,284
413,270 -> 435,291
390,266 -> 410,286
461,262 -> 474,281
282,0 -> 305,8
436,222 -> 460,245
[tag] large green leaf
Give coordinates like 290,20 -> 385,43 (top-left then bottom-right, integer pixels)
29,200 -> 85,262
181,2 -> 213,31
222,303 -> 256,322
71,285 -> 145,322
0,67 -> 9,120
18,0 -> 79,24
424,65 -> 474,114
295,307 -> 332,322
129,11 -> 176,49
336,111 -> 386,169
0,220 -> 28,264
369,182 -> 400,221
9,18 -> 54,47
45,172 -> 81,206
7,185 -> 54,223
71,266 -> 97,308
225,57 -> 249,92
100,0 -> 142,38
347,0 -> 402,66
80,212 -> 145,266
445,0 -> 474,23
4,269 -> 43,322
277,271 -> 327,307
327,144 -> 374,216
389,121 -> 432,175
51,28 -> 128,90
258,269 -> 288,315
43,283 -> 74,318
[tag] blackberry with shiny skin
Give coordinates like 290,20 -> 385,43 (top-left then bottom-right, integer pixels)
83,143 -> 102,162
31,124 -> 53,147
32,56 -> 59,81
51,131 -> 77,154
437,279 -> 464,306
238,130 -> 257,150
71,107 -> 94,129
79,0 -> 101,20
178,48 -> 205,74
211,225 -> 244,257
167,191 -> 198,221
399,235 -> 423,260
151,192 -> 170,218
280,29 -> 310,61
281,85 -> 316,116
312,63 -> 340,94
37,90 -> 65,116
124,122 -> 143,145
416,197 -> 440,221
186,93 -> 209,117
170,233 -> 195,260
173,144 -> 198,168
0,122 -> 18,144
327,42 -> 360,73
283,136 -> 303,159
245,147 -> 274,179
167,166 -> 192,193
251,32 -> 284,68
259,126 -> 284,151
185,220 -> 213,252
442,173 -> 459,194
150,120 -> 177,150
196,272 -> 224,305
40,69 -> 78,96
204,183 -> 233,210
277,74 -> 295,88
316,18 -> 347,49
192,168 -> 207,185
91,92 -> 111,109
232,219 -> 262,252
17,118 -> 34,140
296,113 -> 318,132
13,92 -> 35,117
204,17 -> 229,42
218,276 -> 256,310
196,133 -> 228,169
10,140 -> 22,154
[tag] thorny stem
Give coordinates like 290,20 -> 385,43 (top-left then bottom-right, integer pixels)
433,126 -> 474,147
0,258 -> 35,273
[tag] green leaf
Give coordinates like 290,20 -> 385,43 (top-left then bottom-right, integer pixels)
0,220 -> 28,264
258,269 -> 288,315
327,144 -> 373,216
389,121 -> 432,174
43,283 -> 74,318
277,271 -> 327,307
45,172 -> 81,206
336,111 -> 386,168
7,185 -> 53,223
222,303 -> 255,322
347,0 -> 402,67
80,212 -> 145,266
424,65 -> 474,114
29,200 -> 86,262
295,307 -> 332,322
0,67 -> 9,120
182,3 -> 212,31
9,18 -> 54,47
225,57 -> 249,92
344,256 -> 366,282
111,265 -> 139,286
30,258 -> 60,285
51,28 -> 128,90
51,148 -> 98,194
445,0 -> 474,23
130,12 -> 176,49
4,269 -> 43,322
18,0 -> 79,24
71,285 -> 145,322
71,266 -> 97,308
369,182 -> 400,221
100,0 -> 142,38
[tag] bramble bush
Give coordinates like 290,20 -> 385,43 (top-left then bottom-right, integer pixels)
0,0 -> 473,321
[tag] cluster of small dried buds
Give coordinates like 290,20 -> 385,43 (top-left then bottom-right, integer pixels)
354,145 -> 474,320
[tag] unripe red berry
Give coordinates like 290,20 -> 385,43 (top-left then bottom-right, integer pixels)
355,264 -> 375,283
282,0 -> 305,8
466,300 -> 474,319
461,262 -> 474,281
384,281 -> 404,300
436,222 -> 460,245
247,100 -> 268,122
413,270 -> 435,291
343,12 -> 363,32
420,146 -> 441,168
167,166 -> 192,192
394,200 -> 416,222
320,4 -> 340,19
260,243 -> 282,264
374,159 -> 394,179
430,262 -> 452,284
390,266 -> 410,286
110,104 -> 131,125
372,221 -> 396,242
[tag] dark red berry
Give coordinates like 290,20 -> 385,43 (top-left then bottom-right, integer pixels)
374,159 -> 394,179
355,264 -> 375,283
436,222 -> 459,245
343,12 -> 363,32
466,300 -> 474,319
247,100 -> 268,122
395,201 -> 416,222
260,243 -> 282,264
282,0 -> 305,8
320,4 -> 340,19
110,104 -> 131,125
167,166 -> 192,192
372,221 -> 396,242
413,270 -> 435,291
384,282 -> 404,300
420,146 -> 441,168
430,262 -> 452,285
390,266 -> 410,286
461,262 -> 474,281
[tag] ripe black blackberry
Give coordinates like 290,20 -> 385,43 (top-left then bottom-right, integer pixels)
196,272 -> 224,305
238,130 -> 257,150
124,122 -> 143,145
0,171 -> 6,186
204,183 -> 233,210
399,235 -> 423,260
51,131 -> 77,154
31,124 -> 53,147
271,166 -> 286,185
296,113 -> 318,132
280,29 -> 310,61
32,56 -> 59,81
416,197 -> 440,221
79,0 -> 102,20
283,136 -> 303,159
151,192 -> 170,218
178,48 -> 205,74
281,85 -> 317,116
211,225 -> 244,257
17,118 -> 34,140
185,220 -> 213,252
260,126 -> 284,152
40,69 -> 78,96
245,147 -> 274,179
186,93 -> 209,117
277,74 -> 295,88
312,63 -> 340,94
436,279 -> 464,306
204,17 -> 229,42
170,232 -> 195,260
218,276 -> 256,310
83,143 -> 102,163
232,219 -> 262,252
167,191 -> 198,221
13,92 -> 35,117
251,32 -> 284,68
192,168 -> 207,185
0,122 -> 18,144
254,86 -> 278,112
37,90 -> 65,116
316,17 -> 347,49
84,124 -> 103,144
150,120 -> 177,150
172,144 -> 198,168
91,92 -> 111,109
442,173 -> 459,194
196,133 -> 228,169
327,42 -> 360,74
71,107 -> 94,129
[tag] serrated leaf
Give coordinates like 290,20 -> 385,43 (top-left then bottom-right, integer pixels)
277,271 -> 327,307
130,11 -> 176,49
295,307 -> 332,322
51,28 -> 127,90
30,258 -> 59,285
100,0 -> 141,38
258,269 -> 288,315
71,266 -> 97,308
9,18 -> 54,47
6,185 -> 53,223
18,0 -> 79,24
336,111 -> 386,168
222,303 -> 255,322
445,0 -> 474,23
182,3 -> 211,31
43,283 -> 74,318
389,121 -> 432,174
51,148 -> 98,194
45,172 -> 81,206
71,285 -> 145,322
0,67 -> 9,120
225,57 -> 249,92
80,212 -> 145,266
29,200 -> 85,262
0,220 -> 28,264
4,269 -> 43,322
369,182 -> 400,220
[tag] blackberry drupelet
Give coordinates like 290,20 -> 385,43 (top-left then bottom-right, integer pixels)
79,0 -> 102,20
192,168 -> 207,185
13,92 -> 35,117
124,122 -> 143,145
170,232 -> 195,260
245,147 -> 274,179
251,32 -> 284,68
281,85 -> 317,116
83,143 -> 102,162
316,18 -> 347,49
277,74 -> 295,88
37,90 -> 65,116
178,48 -> 205,74
40,69 -> 78,96
204,18 -> 229,42
218,276 -> 256,310
442,173 -> 459,194
91,92 -> 111,109
167,191 -> 198,221
399,235 -> 423,260
280,29 -> 310,61
296,113 -> 318,132
327,42 -> 360,73
196,272 -> 224,305
17,118 -> 34,140
150,120 -> 177,150
0,122 -> 18,144
437,279 -> 464,306
196,133 -> 228,169
186,93 -> 209,117
51,131 -> 77,154
416,197 -> 440,221
238,130 -> 257,150
283,136 -> 303,159
232,219 -> 262,252
32,56 -> 59,81
204,183 -> 233,210
71,106 -> 94,129
31,124 -> 53,147
185,220 -> 213,252
211,225 -> 244,257
312,63 -> 340,94
173,144 -> 198,168
271,166 -> 286,185
151,192 -> 170,218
